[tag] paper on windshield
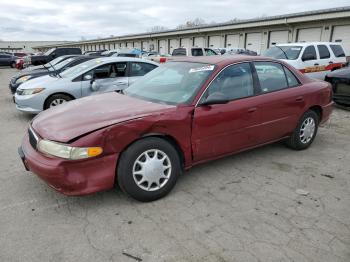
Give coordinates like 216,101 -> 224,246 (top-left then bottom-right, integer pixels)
189,65 -> 215,73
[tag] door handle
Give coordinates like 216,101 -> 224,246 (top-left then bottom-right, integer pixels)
329,61 -> 334,64
295,96 -> 304,102
314,63 -> 319,66
115,82 -> 126,85
247,107 -> 257,113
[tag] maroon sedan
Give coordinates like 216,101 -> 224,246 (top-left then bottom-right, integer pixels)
19,56 -> 333,201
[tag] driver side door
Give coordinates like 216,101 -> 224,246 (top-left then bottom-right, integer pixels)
191,62 -> 262,161
81,62 -> 128,96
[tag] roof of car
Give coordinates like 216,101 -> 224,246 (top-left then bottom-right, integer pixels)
275,42 -> 342,46
169,55 -> 276,67
88,56 -> 159,66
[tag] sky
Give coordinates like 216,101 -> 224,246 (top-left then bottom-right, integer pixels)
0,0 -> 349,41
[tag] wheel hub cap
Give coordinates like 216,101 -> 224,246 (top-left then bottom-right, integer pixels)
50,99 -> 66,107
133,149 -> 171,192
300,117 -> 315,144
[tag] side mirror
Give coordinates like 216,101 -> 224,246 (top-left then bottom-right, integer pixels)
83,74 -> 92,81
90,80 -> 100,91
200,92 -> 229,106
302,53 -> 315,61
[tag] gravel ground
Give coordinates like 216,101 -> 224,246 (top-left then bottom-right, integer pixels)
0,67 -> 349,262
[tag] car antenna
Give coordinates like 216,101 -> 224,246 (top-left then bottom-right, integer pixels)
274,45 -> 289,59
47,60 -> 62,78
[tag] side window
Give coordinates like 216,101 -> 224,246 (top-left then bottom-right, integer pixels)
192,48 -> 203,56
113,62 -> 127,77
130,62 -> 157,77
204,49 -> 217,56
93,64 -> 111,79
330,45 -> 345,57
0,55 -> 6,58
283,67 -> 300,87
204,63 -> 254,101
317,45 -> 330,59
254,62 -> 288,92
302,46 -> 317,61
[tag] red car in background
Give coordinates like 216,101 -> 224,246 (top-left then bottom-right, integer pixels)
19,56 -> 333,201
15,58 -> 24,69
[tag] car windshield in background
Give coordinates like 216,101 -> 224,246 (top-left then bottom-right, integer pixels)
43,48 -> 55,56
60,59 -> 100,78
44,56 -> 66,67
48,58 -> 75,71
124,62 -> 215,105
263,46 -> 302,60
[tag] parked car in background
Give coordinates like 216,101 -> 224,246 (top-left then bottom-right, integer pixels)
9,55 -> 97,93
221,48 -> 258,56
149,47 -> 218,63
325,66 -> 350,106
15,57 -> 158,113
0,53 -> 17,68
83,50 -> 106,56
15,58 -> 24,70
263,42 -> 347,80
22,55 -> 79,72
24,47 -> 82,67
19,56 -> 333,201
14,52 -> 31,58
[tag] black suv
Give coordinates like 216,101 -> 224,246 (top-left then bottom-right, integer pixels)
24,47 -> 82,67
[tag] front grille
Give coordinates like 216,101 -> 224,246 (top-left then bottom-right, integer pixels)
28,127 -> 38,149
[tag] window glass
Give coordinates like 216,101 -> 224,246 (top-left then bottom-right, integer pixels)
204,63 -> 254,101
130,62 -> 157,77
284,67 -> 300,87
254,62 -> 288,92
192,48 -> 204,56
125,62 -> 214,105
302,46 -> 317,60
317,45 -> 330,59
263,46 -> 302,60
330,45 -> 345,57
204,49 -> 217,56
112,63 -> 127,77
172,48 -> 186,56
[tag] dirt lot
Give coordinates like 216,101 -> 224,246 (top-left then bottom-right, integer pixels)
0,67 -> 349,262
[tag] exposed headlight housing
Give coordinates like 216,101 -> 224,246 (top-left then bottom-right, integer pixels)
16,75 -> 31,84
37,139 -> 103,160
17,87 -> 45,95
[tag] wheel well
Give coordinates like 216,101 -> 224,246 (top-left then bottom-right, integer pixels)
44,92 -> 75,109
309,105 -> 322,122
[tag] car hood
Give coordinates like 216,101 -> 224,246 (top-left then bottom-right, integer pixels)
19,75 -> 65,89
13,69 -> 49,80
327,67 -> 350,79
22,65 -> 45,72
32,93 -> 175,143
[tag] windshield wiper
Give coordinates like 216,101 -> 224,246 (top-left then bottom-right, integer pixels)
274,46 -> 289,59
47,61 -> 62,78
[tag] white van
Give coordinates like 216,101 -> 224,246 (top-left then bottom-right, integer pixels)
263,42 -> 347,80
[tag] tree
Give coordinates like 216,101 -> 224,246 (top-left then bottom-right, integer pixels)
176,18 -> 206,29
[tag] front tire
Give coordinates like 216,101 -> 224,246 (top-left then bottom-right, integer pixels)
44,94 -> 73,110
11,62 -> 16,68
117,137 -> 181,202
286,110 -> 319,150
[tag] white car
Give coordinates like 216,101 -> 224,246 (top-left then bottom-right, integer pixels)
263,42 -> 347,80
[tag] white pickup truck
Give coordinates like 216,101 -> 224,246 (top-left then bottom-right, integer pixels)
147,47 -> 218,63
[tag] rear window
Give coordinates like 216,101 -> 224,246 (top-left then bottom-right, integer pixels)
330,45 -> 345,57
172,48 -> 187,56
191,48 -> 204,56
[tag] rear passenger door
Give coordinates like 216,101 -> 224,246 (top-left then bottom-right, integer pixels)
316,44 -> 332,78
128,62 -> 158,85
300,45 -> 323,79
252,62 -> 304,143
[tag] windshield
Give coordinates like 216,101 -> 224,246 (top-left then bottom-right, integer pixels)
44,48 -> 55,56
125,62 -> 215,105
60,58 -> 101,78
263,46 -> 302,60
44,56 -> 67,67
48,58 -> 76,71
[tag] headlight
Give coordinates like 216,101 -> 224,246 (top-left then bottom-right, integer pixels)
37,139 -> 103,160
16,75 -> 31,84
17,87 -> 45,95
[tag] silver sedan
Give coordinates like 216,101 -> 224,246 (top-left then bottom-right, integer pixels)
14,57 -> 158,114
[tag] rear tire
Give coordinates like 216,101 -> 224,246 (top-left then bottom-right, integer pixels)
117,137 -> 181,202
286,110 -> 319,150
10,62 -> 16,68
44,94 -> 73,110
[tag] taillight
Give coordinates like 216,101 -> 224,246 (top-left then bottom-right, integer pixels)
159,57 -> 167,63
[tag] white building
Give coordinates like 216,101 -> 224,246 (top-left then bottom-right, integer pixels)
0,41 -> 67,53
33,6 -> 350,56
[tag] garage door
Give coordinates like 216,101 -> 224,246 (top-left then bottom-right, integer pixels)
133,41 -> 141,49
208,35 -> 221,48
120,43 -> 126,48
246,33 -> 262,54
332,25 -> 350,56
158,40 -> 167,54
180,38 -> 192,48
269,31 -> 289,47
169,39 -> 179,54
141,41 -> 149,51
194,37 -> 205,47
226,34 -> 240,48
126,42 -> 133,48
297,28 -> 322,42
